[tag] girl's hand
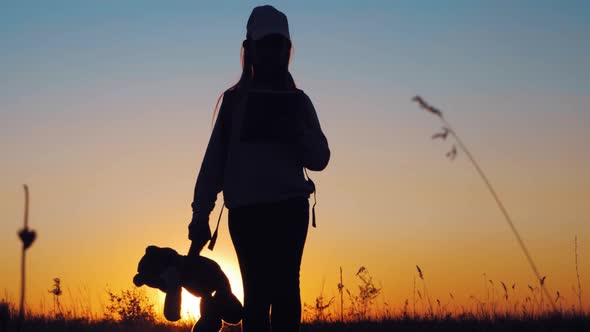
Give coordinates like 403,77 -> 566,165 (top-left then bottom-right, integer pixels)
188,214 -> 211,256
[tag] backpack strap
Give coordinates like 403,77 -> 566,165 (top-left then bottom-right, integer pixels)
207,202 -> 225,251
304,168 -> 317,228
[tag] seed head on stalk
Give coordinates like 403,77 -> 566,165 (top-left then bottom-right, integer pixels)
416,265 -> 424,280
412,95 -> 558,312
18,185 -> 36,250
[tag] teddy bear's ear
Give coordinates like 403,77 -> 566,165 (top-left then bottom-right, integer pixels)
146,245 -> 159,254
133,274 -> 145,287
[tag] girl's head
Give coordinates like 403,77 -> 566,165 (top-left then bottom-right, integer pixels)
212,6 -> 296,125
232,5 -> 296,91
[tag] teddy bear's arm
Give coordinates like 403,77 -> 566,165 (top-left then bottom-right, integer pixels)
163,286 -> 182,321
160,266 -> 182,321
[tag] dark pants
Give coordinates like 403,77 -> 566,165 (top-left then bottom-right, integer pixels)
229,196 -> 309,332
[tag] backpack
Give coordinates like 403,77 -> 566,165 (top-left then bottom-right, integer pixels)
207,88 -> 318,251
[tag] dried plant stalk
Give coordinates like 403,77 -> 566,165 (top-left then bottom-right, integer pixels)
17,185 -> 36,332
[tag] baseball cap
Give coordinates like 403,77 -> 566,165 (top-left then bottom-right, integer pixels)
246,5 -> 291,41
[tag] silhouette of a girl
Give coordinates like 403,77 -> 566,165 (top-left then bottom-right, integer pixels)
187,5 -> 330,332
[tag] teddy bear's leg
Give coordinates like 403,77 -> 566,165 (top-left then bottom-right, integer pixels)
214,290 -> 243,325
191,316 -> 222,332
192,296 -> 222,332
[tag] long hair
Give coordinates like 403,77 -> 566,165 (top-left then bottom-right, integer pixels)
211,35 -> 297,127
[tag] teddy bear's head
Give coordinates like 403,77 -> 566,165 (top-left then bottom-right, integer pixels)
133,245 -> 178,292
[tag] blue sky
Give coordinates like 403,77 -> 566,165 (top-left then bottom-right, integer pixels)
2,0 -> 589,101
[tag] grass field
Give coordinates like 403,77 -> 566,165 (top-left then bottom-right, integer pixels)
2,294 -> 589,332
3,315 -> 589,332
2,263 -> 588,332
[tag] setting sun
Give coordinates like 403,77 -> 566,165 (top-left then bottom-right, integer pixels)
180,289 -> 201,322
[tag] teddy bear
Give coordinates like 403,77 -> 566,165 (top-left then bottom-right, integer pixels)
133,245 -> 242,332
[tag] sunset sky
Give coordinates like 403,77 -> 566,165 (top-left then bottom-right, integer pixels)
1,0 -> 589,319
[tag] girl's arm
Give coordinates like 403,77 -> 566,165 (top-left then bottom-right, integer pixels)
189,92 -> 232,242
298,93 -> 330,171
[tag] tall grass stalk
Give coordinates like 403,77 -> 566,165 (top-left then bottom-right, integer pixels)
416,265 -> 433,318
412,96 -> 557,312
574,235 -> 583,314
412,275 -> 416,319
338,267 -> 344,322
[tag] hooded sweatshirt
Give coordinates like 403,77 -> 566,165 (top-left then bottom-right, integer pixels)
191,87 -> 330,219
